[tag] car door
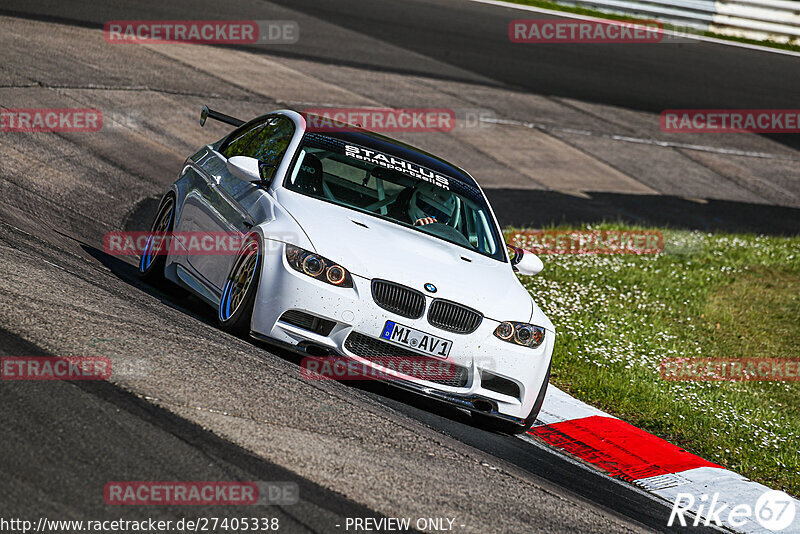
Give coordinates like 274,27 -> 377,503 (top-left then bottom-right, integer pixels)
180,114 -> 296,292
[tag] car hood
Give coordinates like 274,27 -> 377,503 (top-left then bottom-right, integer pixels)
276,190 -> 552,329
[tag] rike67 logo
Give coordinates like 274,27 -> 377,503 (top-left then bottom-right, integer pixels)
669,490 -> 796,531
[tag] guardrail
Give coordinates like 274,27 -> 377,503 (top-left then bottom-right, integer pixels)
554,0 -> 800,43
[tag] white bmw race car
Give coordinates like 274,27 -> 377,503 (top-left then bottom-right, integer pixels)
139,106 -> 554,433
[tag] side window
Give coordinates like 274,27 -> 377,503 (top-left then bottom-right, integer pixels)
221,115 -> 295,167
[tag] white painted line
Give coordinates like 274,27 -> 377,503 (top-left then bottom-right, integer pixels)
465,0 -> 800,58
483,116 -> 800,161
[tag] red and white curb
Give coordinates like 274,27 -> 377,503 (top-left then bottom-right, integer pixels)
520,386 -> 800,533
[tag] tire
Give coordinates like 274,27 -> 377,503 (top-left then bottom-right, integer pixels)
218,234 -> 261,335
138,194 -> 175,285
472,362 -> 551,435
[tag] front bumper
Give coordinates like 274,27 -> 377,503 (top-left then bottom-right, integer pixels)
250,242 -> 554,421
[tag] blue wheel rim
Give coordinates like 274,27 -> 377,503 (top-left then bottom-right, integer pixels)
219,237 -> 260,322
139,198 -> 174,273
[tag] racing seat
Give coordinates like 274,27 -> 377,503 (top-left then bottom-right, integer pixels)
369,167 -> 414,221
386,187 -> 414,222
296,153 -> 324,196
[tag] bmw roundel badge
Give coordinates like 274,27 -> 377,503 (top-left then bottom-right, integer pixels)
424,283 -> 437,293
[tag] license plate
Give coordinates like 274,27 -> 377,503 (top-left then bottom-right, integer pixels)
380,321 -> 452,359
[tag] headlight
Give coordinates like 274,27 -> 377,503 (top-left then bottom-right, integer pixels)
494,321 -> 545,348
285,245 -> 353,288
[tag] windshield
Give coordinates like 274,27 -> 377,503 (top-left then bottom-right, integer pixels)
284,135 -> 505,261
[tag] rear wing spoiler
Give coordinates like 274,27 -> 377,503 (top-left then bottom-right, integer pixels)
199,105 -> 244,128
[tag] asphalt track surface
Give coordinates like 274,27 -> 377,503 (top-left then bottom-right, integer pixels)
0,328 -> 384,531
0,0 -> 797,533
3,0 -> 799,231
5,0 -> 799,112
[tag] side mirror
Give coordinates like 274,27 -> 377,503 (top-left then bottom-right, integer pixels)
507,244 -> 543,276
227,156 -> 276,186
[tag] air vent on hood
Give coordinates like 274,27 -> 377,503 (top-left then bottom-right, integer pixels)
349,218 -> 369,228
